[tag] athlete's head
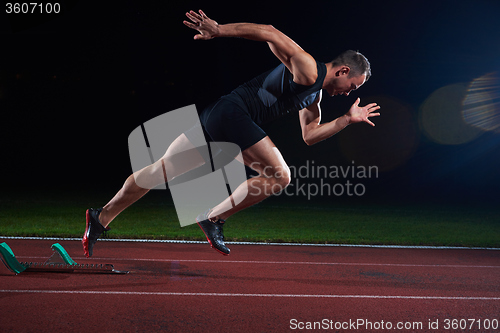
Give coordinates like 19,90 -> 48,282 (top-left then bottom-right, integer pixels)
331,50 -> 371,80
324,50 -> 371,97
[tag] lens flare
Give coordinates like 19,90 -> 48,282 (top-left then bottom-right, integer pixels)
419,83 -> 482,145
462,72 -> 500,133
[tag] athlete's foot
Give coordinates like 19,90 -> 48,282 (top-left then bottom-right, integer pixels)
196,209 -> 230,255
82,208 -> 110,257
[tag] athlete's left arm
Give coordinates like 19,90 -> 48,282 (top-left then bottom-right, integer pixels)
299,93 -> 381,146
183,9 -> 317,85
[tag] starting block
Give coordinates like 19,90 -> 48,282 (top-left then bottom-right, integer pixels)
0,242 -> 128,275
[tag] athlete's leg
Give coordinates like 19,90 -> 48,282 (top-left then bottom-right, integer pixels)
99,133 -> 206,227
208,136 -> 290,222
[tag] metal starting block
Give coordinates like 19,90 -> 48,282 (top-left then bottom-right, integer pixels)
0,242 -> 129,275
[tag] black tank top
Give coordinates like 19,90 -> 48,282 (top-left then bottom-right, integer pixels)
223,61 -> 327,125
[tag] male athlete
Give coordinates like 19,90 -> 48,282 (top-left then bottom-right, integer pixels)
82,9 -> 380,257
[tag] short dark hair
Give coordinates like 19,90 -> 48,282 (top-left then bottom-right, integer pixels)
331,50 -> 371,81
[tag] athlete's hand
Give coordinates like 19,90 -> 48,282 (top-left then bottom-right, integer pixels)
346,98 -> 381,127
183,10 -> 219,40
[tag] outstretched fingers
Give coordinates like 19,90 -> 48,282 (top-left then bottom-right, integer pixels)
365,103 -> 381,126
183,9 -> 217,40
186,10 -> 202,21
365,103 -> 380,111
183,20 -> 197,29
183,10 -> 204,29
199,9 -> 209,19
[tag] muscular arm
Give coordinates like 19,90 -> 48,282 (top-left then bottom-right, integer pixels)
183,10 -> 317,85
300,93 -> 381,146
299,92 -> 350,146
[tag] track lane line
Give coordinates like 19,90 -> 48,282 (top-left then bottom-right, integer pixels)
14,256 -> 500,269
0,289 -> 499,300
1,236 -> 499,250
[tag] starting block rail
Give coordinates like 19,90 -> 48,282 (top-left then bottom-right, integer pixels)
0,242 -> 128,274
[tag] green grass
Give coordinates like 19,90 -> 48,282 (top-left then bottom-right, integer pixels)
0,190 -> 499,248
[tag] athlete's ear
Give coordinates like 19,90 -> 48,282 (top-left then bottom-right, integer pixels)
335,66 -> 350,76
340,66 -> 350,76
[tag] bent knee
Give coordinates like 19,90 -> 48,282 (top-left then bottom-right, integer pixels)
274,165 -> 291,188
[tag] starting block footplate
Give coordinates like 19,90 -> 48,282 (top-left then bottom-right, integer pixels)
0,242 -> 128,274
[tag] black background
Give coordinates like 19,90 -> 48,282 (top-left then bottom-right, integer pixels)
1,0 -> 499,205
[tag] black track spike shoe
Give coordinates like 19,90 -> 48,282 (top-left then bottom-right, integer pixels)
196,209 -> 230,255
82,208 -> 110,257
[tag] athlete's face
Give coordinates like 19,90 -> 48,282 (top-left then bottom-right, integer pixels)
327,67 -> 366,97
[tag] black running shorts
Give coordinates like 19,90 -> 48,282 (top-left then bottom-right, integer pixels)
197,98 -> 267,152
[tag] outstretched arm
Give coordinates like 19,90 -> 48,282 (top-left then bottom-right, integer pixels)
183,9 -> 317,85
299,95 -> 381,146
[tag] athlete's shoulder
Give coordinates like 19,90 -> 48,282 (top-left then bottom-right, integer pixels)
290,52 -> 318,86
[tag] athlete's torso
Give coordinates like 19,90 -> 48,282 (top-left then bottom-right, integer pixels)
223,61 -> 327,125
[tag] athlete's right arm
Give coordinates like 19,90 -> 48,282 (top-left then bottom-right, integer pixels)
183,9 -> 317,86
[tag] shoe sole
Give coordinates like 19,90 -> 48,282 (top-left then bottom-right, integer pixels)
82,209 -> 91,257
196,221 -> 229,256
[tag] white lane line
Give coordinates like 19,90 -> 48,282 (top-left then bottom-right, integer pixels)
1,236 -> 499,250
0,289 -> 499,300
14,256 -> 500,269
106,258 -> 500,269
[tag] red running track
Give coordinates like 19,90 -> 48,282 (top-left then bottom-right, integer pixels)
1,238 -> 500,332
